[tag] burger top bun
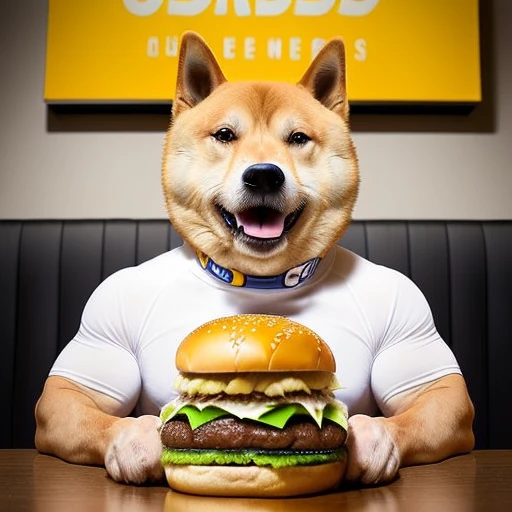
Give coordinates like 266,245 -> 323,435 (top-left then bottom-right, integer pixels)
176,314 -> 335,373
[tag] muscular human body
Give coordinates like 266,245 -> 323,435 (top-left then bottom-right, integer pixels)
35,246 -> 474,485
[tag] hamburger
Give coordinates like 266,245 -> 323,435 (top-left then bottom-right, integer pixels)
159,314 -> 348,497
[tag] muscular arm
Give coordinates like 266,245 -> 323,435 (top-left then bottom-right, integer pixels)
35,376 -> 163,483
35,376 -> 126,464
346,374 -> 475,484
381,374 -> 475,466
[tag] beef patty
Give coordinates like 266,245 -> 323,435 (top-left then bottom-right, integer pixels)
160,416 -> 346,451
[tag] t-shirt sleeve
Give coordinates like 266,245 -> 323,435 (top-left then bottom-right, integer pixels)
50,269 -> 142,415
370,270 -> 461,413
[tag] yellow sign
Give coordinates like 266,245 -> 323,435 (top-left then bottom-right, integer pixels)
44,0 -> 481,104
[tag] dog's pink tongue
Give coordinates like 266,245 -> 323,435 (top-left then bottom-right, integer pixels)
236,210 -> 286,239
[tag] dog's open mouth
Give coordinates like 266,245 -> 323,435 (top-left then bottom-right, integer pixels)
219,205 -> 304,248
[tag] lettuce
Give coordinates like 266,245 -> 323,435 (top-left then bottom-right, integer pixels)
173,405 -> 229,430
161,448 -> 347,468
160,398 -> 347,431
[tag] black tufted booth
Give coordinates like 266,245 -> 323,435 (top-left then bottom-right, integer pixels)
1,220 -> 511,451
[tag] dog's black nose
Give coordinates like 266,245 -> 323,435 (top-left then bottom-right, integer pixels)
242,163 -> 285,194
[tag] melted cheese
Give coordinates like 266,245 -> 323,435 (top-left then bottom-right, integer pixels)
160,390 -> 348,430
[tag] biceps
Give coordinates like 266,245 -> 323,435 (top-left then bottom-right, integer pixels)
50,337 -> 142,413
379,374 -> 472,418
371,337 -> 461,415
40,376 -> 132,417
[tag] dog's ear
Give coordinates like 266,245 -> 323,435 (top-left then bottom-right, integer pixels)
298,38 -> 348,119
172,31 -> 227,118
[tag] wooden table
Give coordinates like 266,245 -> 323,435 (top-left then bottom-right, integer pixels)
1,450 -> 511,511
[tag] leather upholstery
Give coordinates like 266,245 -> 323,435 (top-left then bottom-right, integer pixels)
1,220 -> 510,450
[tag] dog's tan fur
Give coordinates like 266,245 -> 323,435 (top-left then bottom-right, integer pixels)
162,32 -> 359,276
35,32 -> 474,486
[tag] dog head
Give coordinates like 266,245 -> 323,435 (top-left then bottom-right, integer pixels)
162,32 -> 359,277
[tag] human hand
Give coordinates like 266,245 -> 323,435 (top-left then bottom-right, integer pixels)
105,415 -> 164,484
345,414 -> 400,485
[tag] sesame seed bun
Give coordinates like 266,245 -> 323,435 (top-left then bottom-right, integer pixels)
175,314 -> 336,373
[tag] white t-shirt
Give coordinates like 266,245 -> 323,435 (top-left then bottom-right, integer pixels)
50,244 -> 461,418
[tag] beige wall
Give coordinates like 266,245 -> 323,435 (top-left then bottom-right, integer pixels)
0,1 -> 510,220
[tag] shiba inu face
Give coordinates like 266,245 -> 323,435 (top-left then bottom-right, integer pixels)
162,32 -> 359,276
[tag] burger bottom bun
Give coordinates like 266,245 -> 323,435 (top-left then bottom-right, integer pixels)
164,461 -> 346,498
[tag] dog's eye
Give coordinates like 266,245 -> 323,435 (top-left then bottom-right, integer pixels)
212,128 -> 237,143
288,132 -> 311,146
